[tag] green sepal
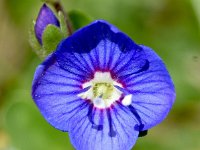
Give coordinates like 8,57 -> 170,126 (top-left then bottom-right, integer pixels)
29,21 -> 44,59
58,11 -> 68,37
42,24 -> 65,55
68,10 -> 92,30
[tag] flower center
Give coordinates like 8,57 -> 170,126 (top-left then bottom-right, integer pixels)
93,82 -> 113,99
78,72 -> 124,109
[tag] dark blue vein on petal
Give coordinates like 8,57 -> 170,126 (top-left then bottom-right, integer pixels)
130,87 -> 173,96
133,101 -> 168,106
80,53 -> 95,72
94,44 -> 100,70
87,104 -> 103,131
74,53 -> 94,73
126,79 -> 168,87
107,42 -> 117,70
135,108 -> 157,123
103,40 -> 107,69
135,104 -> 161,117
70,111 -> 89,137
41,79 -> 80,88
88,49 -> 98,70
55,21 -> 141,73
57,63 -> 87,79
111,50 -> 134,71
112,107 -> 131,146
34,86 -> 91,99
52,98 -> 82,107
108,110 -> 120,148
112,113 -> 126,149
59,102 -> 89,121
46,70 -> 83,83
108,45 -> 122,71
104,40 -> 112,70
128,105 -> 144,131
116,102 -> 139,124
106,109 -> 116,137
91,110 -> 104,149
122,70 -> 169,84
117,59 -> 149,80
71,52 -> 93,73
56,54 -> 92,81
57,55 -> 89,75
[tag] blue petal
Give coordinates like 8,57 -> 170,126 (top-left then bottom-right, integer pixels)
34,4 -> 60,44
32,54 -> 90,131
68,104 -> 139,150
55,20 -> 147,75
123,45 -> 176,130
32,19 -> 175,149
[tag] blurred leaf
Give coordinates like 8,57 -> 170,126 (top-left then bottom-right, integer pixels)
42,24 -> 65,55
5,0 -> 39,25
5,101 -> 73,150
41,0 -> 60,3
68,10 -> 92,30
4,58 -> 74,150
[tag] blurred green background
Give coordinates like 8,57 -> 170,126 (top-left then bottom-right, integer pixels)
0,0 -> 200,149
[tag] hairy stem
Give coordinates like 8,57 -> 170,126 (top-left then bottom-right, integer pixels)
47,0 -> 73,35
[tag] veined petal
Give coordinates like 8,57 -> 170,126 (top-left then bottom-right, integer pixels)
32,54 -> 90,131
123,45 -> 176,130
55,20 -> 147,74
69,104 -> 139,150
32,19 -> 175,149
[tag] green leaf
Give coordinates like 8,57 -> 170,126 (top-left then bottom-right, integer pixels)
42,24 -> 65,55
68,10 -> 92,30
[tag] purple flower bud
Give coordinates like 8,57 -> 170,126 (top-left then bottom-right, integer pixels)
34,4 -> 60,44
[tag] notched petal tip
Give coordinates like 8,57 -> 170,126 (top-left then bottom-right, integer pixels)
34,3 -> 60,44
92,20 -> 120,33
55,19 -> 141,67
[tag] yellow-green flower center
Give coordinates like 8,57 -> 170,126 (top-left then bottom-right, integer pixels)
77,72 -> 124,108
93,83 -> 114,99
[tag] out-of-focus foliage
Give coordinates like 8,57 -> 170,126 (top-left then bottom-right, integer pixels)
68,10 -> 92,30
0,0 -> 200,150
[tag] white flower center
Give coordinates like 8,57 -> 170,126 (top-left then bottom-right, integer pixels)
78,72 -> 124,108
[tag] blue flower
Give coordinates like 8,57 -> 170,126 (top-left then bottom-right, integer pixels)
34,4 -> 60,44
32,20 -> 175,150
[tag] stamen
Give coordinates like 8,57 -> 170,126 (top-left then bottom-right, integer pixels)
114,85 -> 129,95
78,86 -> 91,95
114,85 -> 132,106
93,96 -> 106,108
93,82 -> 113,99
77,72 -> 123,108
122,94 -> 132,106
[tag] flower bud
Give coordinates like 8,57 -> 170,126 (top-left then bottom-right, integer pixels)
34,4 -> 60,44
